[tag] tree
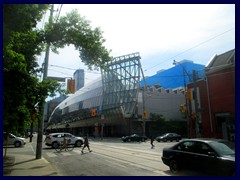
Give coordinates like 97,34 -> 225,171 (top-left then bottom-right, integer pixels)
45,9 -> 112,70
3,5 -> 50,134
3,4 -> 112,158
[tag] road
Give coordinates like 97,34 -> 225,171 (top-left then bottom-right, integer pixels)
6,134 -> 209,176
42,136 -> 171,176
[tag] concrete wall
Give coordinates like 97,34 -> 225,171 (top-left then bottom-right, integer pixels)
138,86 -> 186,121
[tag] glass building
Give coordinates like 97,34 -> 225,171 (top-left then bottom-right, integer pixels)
48,53 -> 143,137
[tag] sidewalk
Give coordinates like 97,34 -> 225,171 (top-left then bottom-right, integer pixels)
3,137 -> 121,176
3,143 -> 63,176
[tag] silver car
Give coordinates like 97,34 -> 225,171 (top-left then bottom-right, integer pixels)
3,132 -> 26,147
45,132 -> 84,148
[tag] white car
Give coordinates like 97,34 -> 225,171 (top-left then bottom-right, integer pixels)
3,132 -> 26,147
45,132 -> 84,148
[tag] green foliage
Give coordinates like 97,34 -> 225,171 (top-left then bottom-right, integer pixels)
3,4 -> 48,133
148,113 -> 187,137
149,112 -> 165,122
45,9 -> 113,70
3,4 -> 112,134
3,4 -> 49,47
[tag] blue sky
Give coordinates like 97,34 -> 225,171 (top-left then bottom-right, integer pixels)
37,4 -> 235,87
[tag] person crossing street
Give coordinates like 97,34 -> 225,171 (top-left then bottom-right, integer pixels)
81,135 -> 92,153
150,135 -> 155,149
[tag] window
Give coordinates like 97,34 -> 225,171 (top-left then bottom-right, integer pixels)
194,142 -> 212,155
177,141 -> 195,152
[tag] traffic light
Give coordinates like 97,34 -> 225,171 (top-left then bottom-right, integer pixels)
180,104 -> 185,112
143,111 -> 147,119
92,109 -> 96,116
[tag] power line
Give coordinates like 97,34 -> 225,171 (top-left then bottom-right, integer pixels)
145,27 -> 235,72
50,64 -> 76,70
56,4 -> 63,22
49,64 -> 101,74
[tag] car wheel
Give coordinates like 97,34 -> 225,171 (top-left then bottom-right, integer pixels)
75,140 -> 83,147
52,142 -> 59,149
14,141 -> 21,147
176,138 -> 179,142
157,139 -> 160,142
169,159 -> 180,173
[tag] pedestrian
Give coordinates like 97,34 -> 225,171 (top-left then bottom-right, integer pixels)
81,135 -> 92,153
150,135 -> 155,149
63,134 -> 68,151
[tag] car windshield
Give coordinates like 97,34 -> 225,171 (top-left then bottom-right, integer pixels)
210,141 -> 235,156
9,133 -> 16,138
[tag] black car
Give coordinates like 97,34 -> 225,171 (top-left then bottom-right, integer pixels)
156,133 -> 181,142
121,134 -> 148,142
161,138 -> 235,176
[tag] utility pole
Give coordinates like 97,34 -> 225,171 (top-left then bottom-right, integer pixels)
36,4 -> 54,159
193,70 -> 200,138
173,60 -> 190,138
140,66 -> 147,136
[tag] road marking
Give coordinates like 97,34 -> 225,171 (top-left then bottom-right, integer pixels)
61,152 -> 71,156
46,152 -> 57,157
153,170 -> 170,176
105,160 -> 127,168
93,151 -> 167,175
73,149 -> 82,154
129,163 -> 152,170
92,143 -> 161,155
29,143 -> 36,154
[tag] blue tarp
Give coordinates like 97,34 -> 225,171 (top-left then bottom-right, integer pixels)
140,61 -> 205,89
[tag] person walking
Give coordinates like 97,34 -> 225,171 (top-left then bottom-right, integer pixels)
63,134 -> 68,151
150,135 -> 155,149
81,135 -> 92,153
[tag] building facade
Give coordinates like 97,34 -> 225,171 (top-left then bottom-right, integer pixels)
187,49 -> 235,141
73,69 -> 84,92
47,53 -> 190,137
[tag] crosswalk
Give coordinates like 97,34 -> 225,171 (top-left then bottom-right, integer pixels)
44,146 -> 169,176
46,149 -> 83,157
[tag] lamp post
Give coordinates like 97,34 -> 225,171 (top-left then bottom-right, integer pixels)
173,60 -> 190,138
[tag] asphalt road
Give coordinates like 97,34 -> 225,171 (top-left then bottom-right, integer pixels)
7,134 -> 212,176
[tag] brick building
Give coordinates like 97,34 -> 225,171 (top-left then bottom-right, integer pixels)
187,49 -> 235,141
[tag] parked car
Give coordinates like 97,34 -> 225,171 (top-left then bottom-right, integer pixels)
45,132 -> 84,148
156,133 -> 181,142
161,138 -> 235,175
121,134 -> 148,142
3,132 -> 26,147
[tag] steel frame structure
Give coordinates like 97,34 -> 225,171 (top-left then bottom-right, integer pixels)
101,52 -> 141,119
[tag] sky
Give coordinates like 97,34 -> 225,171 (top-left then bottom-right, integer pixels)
37,4 -> 235,89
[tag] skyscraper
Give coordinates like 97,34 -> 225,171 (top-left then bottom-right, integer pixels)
73,69 -> 84,91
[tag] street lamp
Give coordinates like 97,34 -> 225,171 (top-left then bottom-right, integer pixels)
173,60 -> 190,137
